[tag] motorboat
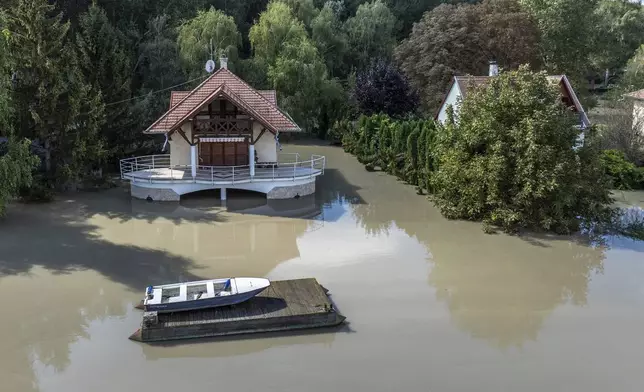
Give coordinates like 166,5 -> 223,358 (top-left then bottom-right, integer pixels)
142,277 -> 270,312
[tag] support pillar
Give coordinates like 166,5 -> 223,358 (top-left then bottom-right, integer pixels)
221,187 -> 227,201
190,144 -> 197,179
249,144 -> 255,177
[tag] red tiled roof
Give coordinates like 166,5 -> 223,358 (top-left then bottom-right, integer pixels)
454,75 -> 565,100
146,68 -> 300,134
170,91 -> 190,109
625,89 -> 644,100
438,74 -> 589,127
258,90 -> 277,105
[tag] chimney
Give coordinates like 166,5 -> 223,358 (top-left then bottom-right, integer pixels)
489,60 -> 498,76
220,56 -> 228,70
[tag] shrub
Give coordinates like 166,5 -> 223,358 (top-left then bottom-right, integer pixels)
430,66 -> 614,233
600,149 -> 642,190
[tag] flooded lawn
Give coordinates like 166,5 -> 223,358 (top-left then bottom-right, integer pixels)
1,144 -> 643,392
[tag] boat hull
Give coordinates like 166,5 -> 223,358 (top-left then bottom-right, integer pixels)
144,286 -> 268,313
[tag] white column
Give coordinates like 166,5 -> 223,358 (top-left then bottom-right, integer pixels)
249,144 -> 255,177
221,187 -> 227,201
190,144 -> 197,179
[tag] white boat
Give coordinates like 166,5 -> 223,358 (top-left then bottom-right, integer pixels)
143,277 -> 270,312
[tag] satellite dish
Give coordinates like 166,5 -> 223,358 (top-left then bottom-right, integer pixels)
205,60 -> 216,73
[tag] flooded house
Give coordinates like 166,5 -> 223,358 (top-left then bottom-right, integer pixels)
625,88 -> 644,139
434,61 -> 591,129
119,56 -> 325,201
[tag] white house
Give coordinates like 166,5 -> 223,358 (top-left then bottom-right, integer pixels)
434,61 -> 591,129
119,57 -> 325,202
624,88 -> 644,136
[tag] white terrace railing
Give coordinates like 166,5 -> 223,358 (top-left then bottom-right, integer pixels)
119,153 -> 326,185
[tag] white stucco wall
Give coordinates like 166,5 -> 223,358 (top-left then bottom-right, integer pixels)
436,82 -> 462,124
253,122 -> 277,163
634,100 -> 644,136
169,123 -> 192,167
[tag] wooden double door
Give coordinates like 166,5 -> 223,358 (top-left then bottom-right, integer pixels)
199,141 -> 249,166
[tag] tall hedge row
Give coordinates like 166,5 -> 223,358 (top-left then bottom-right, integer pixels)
333,114 -> 438,192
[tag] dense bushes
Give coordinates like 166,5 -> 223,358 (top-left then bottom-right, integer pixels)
339,67 -> 622,235
339,113 -> 438,191
429,67 -> 614,233
600,149 -> 644,190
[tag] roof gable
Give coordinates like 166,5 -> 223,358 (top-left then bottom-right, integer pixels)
625,89 -> 644,100
258,90 -> 277,105
170,91 -> 190,110
436,74 -> 590,127
146,68 -> 300,134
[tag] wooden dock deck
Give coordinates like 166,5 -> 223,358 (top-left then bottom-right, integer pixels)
129,278 -> 346,343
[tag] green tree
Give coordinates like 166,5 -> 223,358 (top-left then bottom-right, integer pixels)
520,0 -> 599,100
344,0 -> 397,71
311,2 -> 348,77
384,0 -> 441,38
4,0 -> 105,186
76,4 -> 133,159
132,15 -> 186,132
0,137 -> 40,216
250,1 -> 341,134
620,44 -> 644,92
177,7 -> 242,77
430,66 -> 613,233
591,0 -> 644,78
249,1 -> 309,65
282,0 -> 320,27
395,0 -> 541,111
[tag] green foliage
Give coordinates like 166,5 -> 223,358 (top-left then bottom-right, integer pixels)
0,137 -> 40,216
591,0 -> 644,74
282,0 -> 320,28
132,15 -> 186,129
395,0 -> 541,111
340,113 -> 438,188
327,119 -> 352,145
519,0 -> 598,106
250,1 -> 343,135
4,0 -> 106,187
620,44 -> 644,92
177,7 -> 242,77
76,4 -> 133,160
249,2 -> 309,65
600,149 -> 644,190
345,0 -> 397,71
311,2 -> 348,77
430,66 -> 613,233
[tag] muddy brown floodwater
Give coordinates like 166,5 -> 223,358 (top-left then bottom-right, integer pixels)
1,143 -> 643,392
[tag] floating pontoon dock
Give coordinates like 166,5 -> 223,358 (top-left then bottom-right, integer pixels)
129,278 -> 345,343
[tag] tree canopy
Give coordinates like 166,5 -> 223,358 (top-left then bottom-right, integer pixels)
353,59 -> 419,117
431,66 -> 613,233
396,0 -> 541,111
0,0 -> 642,205
177,7 -> 242,77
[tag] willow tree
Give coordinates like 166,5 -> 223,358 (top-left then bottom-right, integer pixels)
431,66 -> 613,233
250,1 -> 342,134
311,2 -> 348,77
177,7 -> 242,77
344,0 -> 397,72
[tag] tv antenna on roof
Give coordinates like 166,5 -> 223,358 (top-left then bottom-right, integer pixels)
205,38 -> 216,73
205,59 -> 216,73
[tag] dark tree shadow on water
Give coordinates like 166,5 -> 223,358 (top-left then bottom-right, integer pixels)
63,186 -> 229,225
0,200 -> 207,291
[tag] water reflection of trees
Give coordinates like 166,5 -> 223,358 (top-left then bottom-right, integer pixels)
343,171 -> 606,349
